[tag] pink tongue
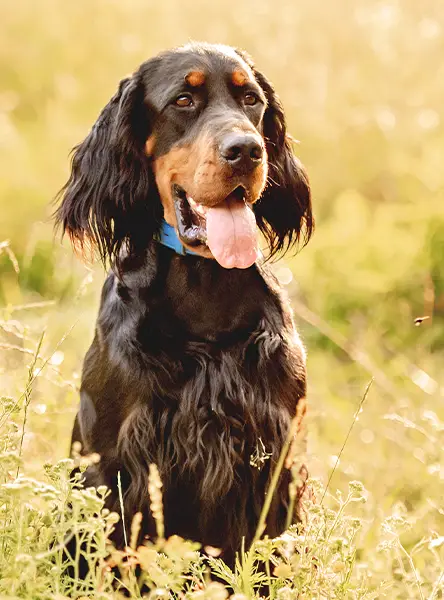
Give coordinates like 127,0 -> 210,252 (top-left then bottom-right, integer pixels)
206,195 -> 258,269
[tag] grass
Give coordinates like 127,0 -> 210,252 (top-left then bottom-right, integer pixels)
1,243 -> 443,598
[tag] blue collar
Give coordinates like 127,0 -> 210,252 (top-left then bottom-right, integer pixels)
155,220 -> 199,256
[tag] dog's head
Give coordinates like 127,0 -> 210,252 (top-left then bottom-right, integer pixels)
55,43 -> 313,269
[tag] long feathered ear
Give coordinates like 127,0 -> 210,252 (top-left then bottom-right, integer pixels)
55,74 -> 161,267
254,69 -> 314,258
236,51 -> 314,259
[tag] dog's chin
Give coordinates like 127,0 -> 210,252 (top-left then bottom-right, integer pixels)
171,184 -> 260,269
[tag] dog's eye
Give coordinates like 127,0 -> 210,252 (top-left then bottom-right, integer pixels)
175,94 -> 194,108
244,92 -> 258,106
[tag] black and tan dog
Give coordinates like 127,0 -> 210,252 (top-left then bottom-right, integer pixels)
56,42 -> 313,566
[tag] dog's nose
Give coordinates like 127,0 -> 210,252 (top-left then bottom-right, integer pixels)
219,133 -> 263,171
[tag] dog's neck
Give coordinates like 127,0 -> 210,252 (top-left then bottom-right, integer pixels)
155,219 -> 200,257
114,241 -> 281,344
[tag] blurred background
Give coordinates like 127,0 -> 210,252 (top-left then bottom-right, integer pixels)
1,0 -> 443,584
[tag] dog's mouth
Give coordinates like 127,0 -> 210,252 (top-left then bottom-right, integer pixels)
172,184 -> 259,269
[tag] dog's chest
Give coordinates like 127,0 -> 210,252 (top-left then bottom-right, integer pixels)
101,258 -> 306,488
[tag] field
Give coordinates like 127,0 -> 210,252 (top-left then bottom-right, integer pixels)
1,0 -> 443,597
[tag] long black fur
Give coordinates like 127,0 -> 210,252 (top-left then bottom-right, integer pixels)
56,43 -> 313,567
236,49 -> 313,257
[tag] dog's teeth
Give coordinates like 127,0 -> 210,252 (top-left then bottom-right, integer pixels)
188,197 -> 207,218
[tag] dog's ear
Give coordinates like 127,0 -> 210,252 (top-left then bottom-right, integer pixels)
55,73 -> 161,266
236,51 -> 314,258
254,69 -> 314,258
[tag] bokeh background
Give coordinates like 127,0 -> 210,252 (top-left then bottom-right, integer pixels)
1,0 -> 443,588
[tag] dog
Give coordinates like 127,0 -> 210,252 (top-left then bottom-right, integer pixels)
55,42 -> 313,567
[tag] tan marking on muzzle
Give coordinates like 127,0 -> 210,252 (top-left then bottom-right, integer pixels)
186,70 -> 206,87
145,135 -> 156,156
152,131 -> 268,224
152,144 -> 215,258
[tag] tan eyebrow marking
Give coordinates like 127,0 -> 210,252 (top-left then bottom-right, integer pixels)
231,69 -> 248,86
186,71 -> 206,87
